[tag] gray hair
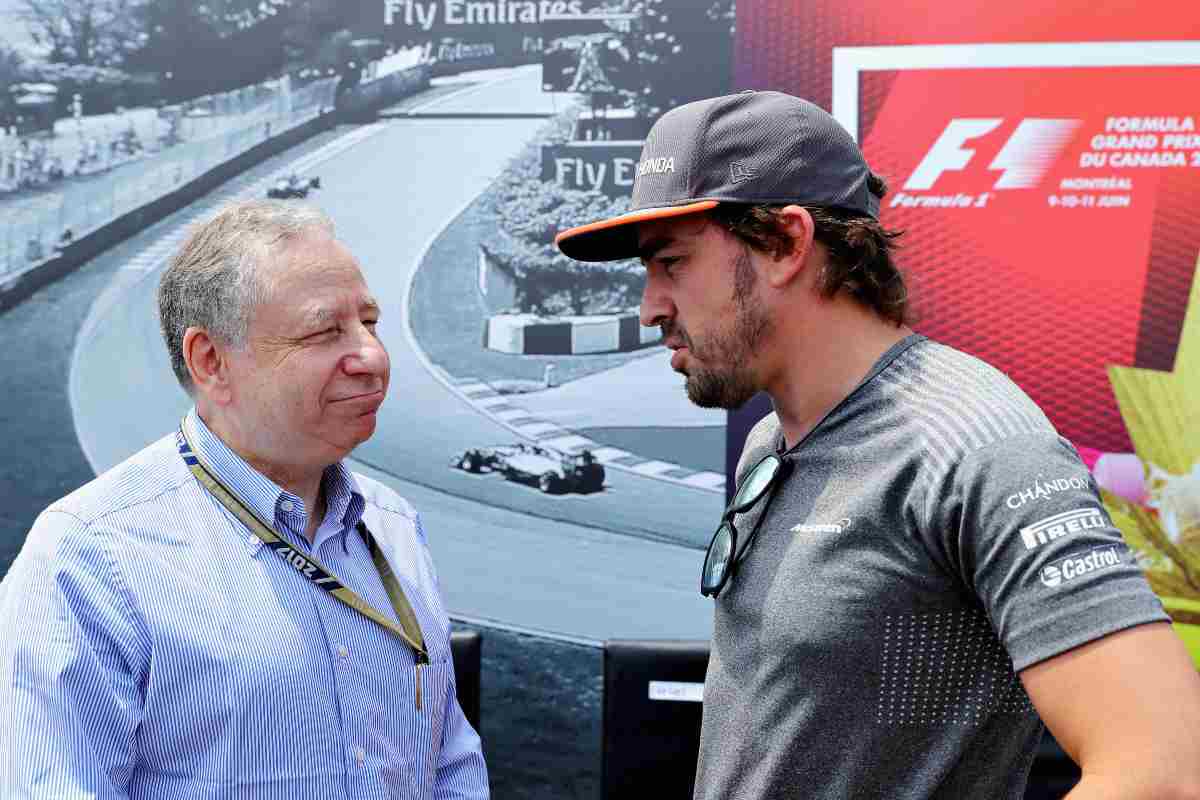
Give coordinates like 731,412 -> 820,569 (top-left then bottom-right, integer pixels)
157,199 -> 334,393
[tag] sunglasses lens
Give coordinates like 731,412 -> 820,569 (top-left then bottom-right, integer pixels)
731,455 -> 780,511
702,522 -> 735,594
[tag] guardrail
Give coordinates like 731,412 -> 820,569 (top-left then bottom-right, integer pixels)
0,62 -> 441,313
0,77 -> 338,279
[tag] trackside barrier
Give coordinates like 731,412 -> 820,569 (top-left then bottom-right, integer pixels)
484,311 -> 659,355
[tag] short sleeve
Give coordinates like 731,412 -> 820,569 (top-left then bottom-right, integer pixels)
923,432 -> 1169,671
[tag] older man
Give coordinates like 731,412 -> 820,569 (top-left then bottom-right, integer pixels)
0,200 -> 489,798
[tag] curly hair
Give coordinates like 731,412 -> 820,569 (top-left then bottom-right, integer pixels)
708,175 -> 910,326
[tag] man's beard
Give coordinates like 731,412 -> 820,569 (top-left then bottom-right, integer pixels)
673,247 -> 771,410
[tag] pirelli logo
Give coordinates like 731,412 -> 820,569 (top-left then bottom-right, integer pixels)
1020,507 -> 1106,550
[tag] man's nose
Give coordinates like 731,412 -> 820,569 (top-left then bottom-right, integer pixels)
343,325 -> 389,376
639,270 -> 675,328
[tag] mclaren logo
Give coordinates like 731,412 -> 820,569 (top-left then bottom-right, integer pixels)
792,518 -> 852,535
1020,507 -> 1106,550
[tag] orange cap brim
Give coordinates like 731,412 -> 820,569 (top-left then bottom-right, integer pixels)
555,200 -> 720,262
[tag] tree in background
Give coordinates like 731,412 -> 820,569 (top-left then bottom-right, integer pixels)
219,0 -> 291,31
124,0 -> 301,99
13,0 -> 299,104
10,0 -> 158,119
123,0 -> 224,100
17,0 -> 143,66
280,0 -> 353,75
28,62 -> 155,116
613,0 -> 735,130
0,44 -> 32,127
119,0 -> 347,100
486,123 -> 643,317
13,0 -> 366,106
489,180 -> 640,316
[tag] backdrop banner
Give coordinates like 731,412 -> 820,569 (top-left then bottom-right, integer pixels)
731,0 -> 1200,664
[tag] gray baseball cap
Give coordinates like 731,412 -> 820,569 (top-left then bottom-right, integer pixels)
555,90 -> 879,262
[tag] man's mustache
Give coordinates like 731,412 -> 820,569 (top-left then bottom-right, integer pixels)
660,321 -> 693,348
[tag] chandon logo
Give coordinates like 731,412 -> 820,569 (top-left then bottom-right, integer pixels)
1006,475 -> 1090,509
904,118 -> 1082,191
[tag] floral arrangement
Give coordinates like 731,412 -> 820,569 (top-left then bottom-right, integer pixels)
1092,270 -> 1200,645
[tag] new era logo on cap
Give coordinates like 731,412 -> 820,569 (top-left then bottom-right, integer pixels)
729,161 -> 757,183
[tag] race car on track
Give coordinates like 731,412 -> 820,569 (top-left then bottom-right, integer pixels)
267,173 -> 321,199
452,443 -> 605,494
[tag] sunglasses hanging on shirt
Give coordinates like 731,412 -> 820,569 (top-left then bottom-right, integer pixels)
701,453 -> 789,598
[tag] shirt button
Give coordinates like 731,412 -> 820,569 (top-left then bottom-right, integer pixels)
354,746 -> 366,767
280,500 -> 294,512
336,645 -> 349,660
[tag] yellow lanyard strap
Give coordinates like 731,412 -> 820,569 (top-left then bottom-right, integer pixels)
176,427 -> 429,671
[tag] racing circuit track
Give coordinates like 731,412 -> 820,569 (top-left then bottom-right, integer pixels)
68,66 -> 719,643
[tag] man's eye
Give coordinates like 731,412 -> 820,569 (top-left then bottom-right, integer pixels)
364,319 -> 379,328
660,257 -> 681,274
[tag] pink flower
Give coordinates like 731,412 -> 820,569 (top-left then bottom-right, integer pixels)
1092,452 -> 1149,506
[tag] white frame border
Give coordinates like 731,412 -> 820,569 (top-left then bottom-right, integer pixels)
831,41 -> 1200,142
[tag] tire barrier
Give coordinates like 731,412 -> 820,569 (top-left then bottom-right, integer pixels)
483,311 -> 660,355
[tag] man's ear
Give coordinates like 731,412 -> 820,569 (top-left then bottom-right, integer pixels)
182,327 -> 233,406
760,205 -> 816,290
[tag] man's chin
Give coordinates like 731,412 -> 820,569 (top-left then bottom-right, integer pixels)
353,415 -> 379,440
685,374 -> 758,411
333,414 -> 379,453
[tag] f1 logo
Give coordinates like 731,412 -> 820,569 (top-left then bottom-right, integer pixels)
904,118 -> 1082,191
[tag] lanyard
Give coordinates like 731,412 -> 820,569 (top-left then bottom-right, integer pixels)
176,423 -> 429,708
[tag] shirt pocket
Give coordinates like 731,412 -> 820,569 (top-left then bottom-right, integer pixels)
417,655 -> 453,784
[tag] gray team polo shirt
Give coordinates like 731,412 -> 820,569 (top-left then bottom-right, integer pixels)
695,334 -> 1168,800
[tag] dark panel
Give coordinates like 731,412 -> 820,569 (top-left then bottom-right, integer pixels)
523,321 -> 573,355
602,639 -> 709,800
450,629 -> 482,734
618,315 -> 641,351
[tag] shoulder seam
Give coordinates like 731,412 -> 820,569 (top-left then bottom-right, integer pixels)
919,429 -> 1070,539
52,473 -> 196,526
363,496 -> 417,520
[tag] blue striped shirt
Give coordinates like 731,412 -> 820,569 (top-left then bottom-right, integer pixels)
0,409 -> 489,799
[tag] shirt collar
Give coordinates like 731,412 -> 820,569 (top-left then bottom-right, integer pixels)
183,409 -> 365,549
